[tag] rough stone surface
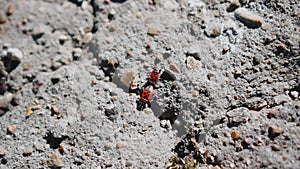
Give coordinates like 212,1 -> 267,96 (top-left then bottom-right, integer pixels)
0,0 -> 299,168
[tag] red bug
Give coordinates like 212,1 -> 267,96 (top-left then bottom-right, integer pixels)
140,85 -> 154,104
149,67 -> 160,84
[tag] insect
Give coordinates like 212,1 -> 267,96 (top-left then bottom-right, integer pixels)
149,67 -> 160,84
137,85 -> 154,110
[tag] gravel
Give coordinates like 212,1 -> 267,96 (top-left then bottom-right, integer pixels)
0,0 -> 299,168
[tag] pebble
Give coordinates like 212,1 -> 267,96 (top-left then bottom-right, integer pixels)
0,13 -> 7,23
58,145 -> 65,155
7,125 -> 16,135
136,12 -> 142,19
51,105 -> 59,114
160,69 -> 176,81
105,162 -> 113,167
116,141 -> 127,149
82,32 -> 93,44
155,54 -> 164,63
205,27 -> 221,38
5,48 -> 23,61
32,29 -> 45,41
108,9 -> 116,20
48,154 -> 64,168
271,144 -> 280,151
143,108 -> 153,115
186,56 -> 202,71
192,90 -> 199,97
169,63 -> 181,73
72,48 -> 82,61
0,93 -> 14,109
147,26 -> 160,36
231,131 -> 241,140
26,107 -> 33,118
222,47 -> 230,54
160,120 -> 172,129
234,8 -> 263,28
227,1 -> 240,12
104,143 -> 113,150
290,91 -> 299,99
239,0 -> 248,5
0,148 -> 5,157
125,161 -> 133,167
267,109 -> 276,119
81,1 -> 89,10
268,126 -> 283,139
2,48 -> 22,72
6,4 -> 15,16
23,150 -> 32,157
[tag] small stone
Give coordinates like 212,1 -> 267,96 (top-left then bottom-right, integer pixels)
186,56 -> 202,71
6,4 -> 15,16
58,145 -> 65,155
192,90 -> 199,97
32,29 -> 45,41
123,123 -> 129,128
277,43 -> 286,50
160,120 -> 172,129
169,63 -> 181,73
147,26 -> 160,36
227,1 -> 240,12
58,35 -> 68,45
271,144 -> 280,151
234,8 -> 263,28
116,141 -> 127,149
0,93 -> 14,110
108,24 -> 117,32
0,14 -> 7,23
125,161 -> 133,167
243,138 -> 251,145
51,105 -> 59,115
268,126 -> 283,139
267,109 -> 276,119
7,125 -> 16,136
82,32 -> 93,44
239,0 -> 248,5
104,143 -> 113,150
143,108 -> 153,115
81,1 -> 89,10
72,48 -> 82,61
106,162 -> 113,167
290,91 -> 299,99
205,27 -> 221,38
3,48 -> 23,72
234,69 -> 242,75
222,47 -> 230,54
155,54 -> 164,63
0,148 -> 5,157
136,12 -> 142,18
48,154 -> 64,168
231,131 -> 241,140
108,9 -> 116,20
23,150 -> 32,157
23,62 -> 32,71
160,69 -> 176,81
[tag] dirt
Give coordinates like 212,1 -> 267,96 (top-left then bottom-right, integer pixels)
0,0 -> 299,168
